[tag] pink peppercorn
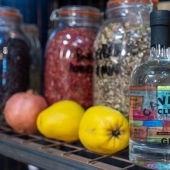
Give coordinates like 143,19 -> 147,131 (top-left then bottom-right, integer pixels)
44,6 -> 101,109
44,28 -> 96,109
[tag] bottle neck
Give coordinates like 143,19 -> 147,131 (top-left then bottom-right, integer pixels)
150,44 -> 169,60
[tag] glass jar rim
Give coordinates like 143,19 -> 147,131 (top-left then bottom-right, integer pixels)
22,24 -> 39,34
107,0 -> 158,8
50,5 -> 101,21
0,6 -> 22,18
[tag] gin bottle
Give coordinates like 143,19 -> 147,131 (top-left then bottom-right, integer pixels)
129,10 -> 170,169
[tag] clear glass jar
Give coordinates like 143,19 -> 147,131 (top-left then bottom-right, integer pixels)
0,7 -> 30,114
93,0 -> 157,118
22,24 -> 42,94
44,6 -> 101,109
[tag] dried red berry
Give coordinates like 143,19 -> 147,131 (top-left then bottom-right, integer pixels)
44,28 -> 96,109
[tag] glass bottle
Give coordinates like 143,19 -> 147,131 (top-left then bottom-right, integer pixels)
129,10 -> 170,169
44,6 -> 101,109
0,7 -> 30,115
22,24 -> 42,94
93,0 -> 156,118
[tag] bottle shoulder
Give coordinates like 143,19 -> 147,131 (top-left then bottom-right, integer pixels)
133,59 -> 170,71
131,59 -> 170,86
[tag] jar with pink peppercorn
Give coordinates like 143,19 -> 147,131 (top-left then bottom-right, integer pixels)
44,6 -> 101,109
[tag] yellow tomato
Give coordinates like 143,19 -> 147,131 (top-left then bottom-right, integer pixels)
79,106 -> 129,155
37,100 -> 85,142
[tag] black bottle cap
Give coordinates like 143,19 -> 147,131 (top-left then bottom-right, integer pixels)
150,10 -> 170,47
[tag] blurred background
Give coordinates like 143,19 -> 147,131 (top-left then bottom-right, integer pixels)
0,0 -> 108,50
0,0 -> 167,50
0,0 -> 169,169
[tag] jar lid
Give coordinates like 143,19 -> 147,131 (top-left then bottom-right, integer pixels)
22,24 -> 39,35
0,6 -> 22,18
50,6 -> 101,21
108,0 -> 158,8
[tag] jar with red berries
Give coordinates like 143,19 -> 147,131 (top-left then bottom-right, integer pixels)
45,6 -> 101,109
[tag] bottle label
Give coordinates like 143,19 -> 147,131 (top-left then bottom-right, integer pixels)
130,86 -> 170,144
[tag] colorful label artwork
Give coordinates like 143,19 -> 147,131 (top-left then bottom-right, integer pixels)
130,86 -> 170,144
